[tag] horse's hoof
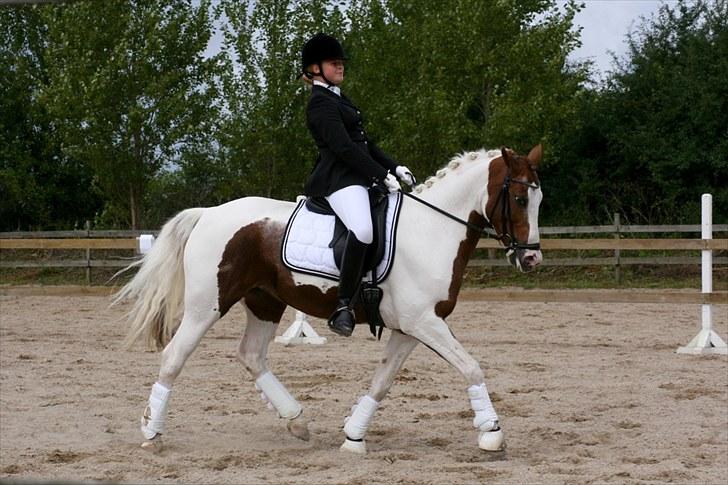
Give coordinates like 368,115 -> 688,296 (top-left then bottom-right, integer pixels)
478,428 -> 505,451
286,417 -> 310,441
141,435 -> 163,453
340,438 -> 366,454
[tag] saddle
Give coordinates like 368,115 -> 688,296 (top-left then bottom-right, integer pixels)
281,186 -> 403,339
304,185 -> 390,273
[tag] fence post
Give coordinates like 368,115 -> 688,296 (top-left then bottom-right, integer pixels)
85,220 -> 91,285
677,194 -> 727,355
613,213 -> 621,284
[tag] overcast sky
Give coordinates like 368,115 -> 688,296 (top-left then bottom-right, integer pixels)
568,0 -> 675,74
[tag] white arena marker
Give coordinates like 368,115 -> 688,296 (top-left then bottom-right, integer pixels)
677,194 -> 727,355
275,311 -> 326,346
137,234 -> 155,255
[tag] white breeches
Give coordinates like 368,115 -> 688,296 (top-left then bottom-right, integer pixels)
326,185 -> 373,244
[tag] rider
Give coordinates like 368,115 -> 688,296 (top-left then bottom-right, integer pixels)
301,33 -> 416,337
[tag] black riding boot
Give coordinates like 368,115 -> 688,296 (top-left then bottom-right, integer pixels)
328,231 -> 368,337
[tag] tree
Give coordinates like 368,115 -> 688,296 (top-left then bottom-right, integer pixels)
344,0 -> 588,181
40,0 -> 221,229
0,5 -> 101,230
217,0 -> 348,202
589,0 -> 727,223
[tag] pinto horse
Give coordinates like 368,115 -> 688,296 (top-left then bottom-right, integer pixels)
115,145 -> 543,454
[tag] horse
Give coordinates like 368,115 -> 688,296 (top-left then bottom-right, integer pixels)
114,144 -> 543,454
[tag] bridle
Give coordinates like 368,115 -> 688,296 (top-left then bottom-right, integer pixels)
485,171 -> 541,252
400,167 -> 541,254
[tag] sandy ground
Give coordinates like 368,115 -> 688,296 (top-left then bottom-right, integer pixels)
1,293 -> 726,484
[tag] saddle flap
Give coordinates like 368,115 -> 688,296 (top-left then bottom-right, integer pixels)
281,190 -> 403,285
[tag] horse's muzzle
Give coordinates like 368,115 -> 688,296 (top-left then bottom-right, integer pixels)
509,248 -> 542,272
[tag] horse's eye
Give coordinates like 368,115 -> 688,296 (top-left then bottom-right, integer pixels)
515,196 -> 528,208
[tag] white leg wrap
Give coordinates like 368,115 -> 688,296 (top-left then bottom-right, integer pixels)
141,382 -> 172,440
468,383 -> 499,431
254,371 -> 302,420
343,395 -> 379,440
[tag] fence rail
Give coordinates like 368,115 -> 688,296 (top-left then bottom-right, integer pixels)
1,222 -> 727,284
2,224 -> 726,239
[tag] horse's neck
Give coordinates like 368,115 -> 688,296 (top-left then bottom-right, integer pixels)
397,157 -> 492,298
416,158 -> 491,224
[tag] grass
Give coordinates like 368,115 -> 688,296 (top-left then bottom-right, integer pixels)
465,265 -> 727,290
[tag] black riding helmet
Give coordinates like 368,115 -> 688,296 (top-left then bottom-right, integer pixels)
301,33 -> 346,85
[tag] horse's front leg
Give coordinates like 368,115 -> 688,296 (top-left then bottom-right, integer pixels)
238,306 -> 310,441
341,329 -> 419,454
403,313 -> 505,452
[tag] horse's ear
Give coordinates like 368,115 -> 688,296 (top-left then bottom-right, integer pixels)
527,144 -> 543,168
500,146 -> 513,168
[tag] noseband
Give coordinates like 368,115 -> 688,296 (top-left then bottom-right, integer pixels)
400,167 -> 540,254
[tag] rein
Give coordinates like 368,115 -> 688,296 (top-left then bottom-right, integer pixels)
400,173 -> 541,253
402,191 -> 495,237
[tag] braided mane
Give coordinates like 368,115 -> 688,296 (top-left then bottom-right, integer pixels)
413,149 -> 501,194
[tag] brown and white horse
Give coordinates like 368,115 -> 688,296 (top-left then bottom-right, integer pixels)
115,145 -> 543,454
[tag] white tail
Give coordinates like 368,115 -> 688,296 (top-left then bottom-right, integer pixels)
114,208 -> 205,350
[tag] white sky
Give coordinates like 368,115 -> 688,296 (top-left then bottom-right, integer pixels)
568,0 -> 677,75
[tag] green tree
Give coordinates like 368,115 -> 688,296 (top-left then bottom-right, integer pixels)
583,0 -> 727,224
0,5 -> 101,230
217,0 -> 347,201
344,0 -> 588,180
40,0 -> 221,229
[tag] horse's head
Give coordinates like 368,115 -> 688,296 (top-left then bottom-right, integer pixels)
485,144 -> 543,272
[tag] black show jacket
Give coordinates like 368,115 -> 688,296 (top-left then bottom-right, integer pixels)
304,85 -> 398,197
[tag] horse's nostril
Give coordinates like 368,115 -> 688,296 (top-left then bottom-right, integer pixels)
522,254 -> 540,269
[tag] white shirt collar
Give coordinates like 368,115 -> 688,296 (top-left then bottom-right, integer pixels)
313,80 -> 341,96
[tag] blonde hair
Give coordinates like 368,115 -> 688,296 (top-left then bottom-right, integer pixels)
300,64 -> 318,85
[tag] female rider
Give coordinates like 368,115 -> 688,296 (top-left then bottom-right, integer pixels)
301,33 -> 416,337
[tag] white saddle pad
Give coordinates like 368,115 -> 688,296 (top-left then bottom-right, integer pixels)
281,192 -> 403,284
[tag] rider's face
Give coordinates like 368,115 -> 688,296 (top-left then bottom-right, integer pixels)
316,59 -> 345,85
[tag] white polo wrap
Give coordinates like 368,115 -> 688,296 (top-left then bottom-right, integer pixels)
343,395 -> 379,440
141,382 -> 172,439
254,371 -> 302,419
468,383 -> 499,431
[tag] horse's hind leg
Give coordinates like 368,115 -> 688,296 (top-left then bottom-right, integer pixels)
341,329 -> 419,453
140,306 -> 220,451
237,292 -> 310,441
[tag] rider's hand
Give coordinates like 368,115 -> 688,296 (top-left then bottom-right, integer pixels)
383,173 -> 401,193
395,165 -> 417,188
